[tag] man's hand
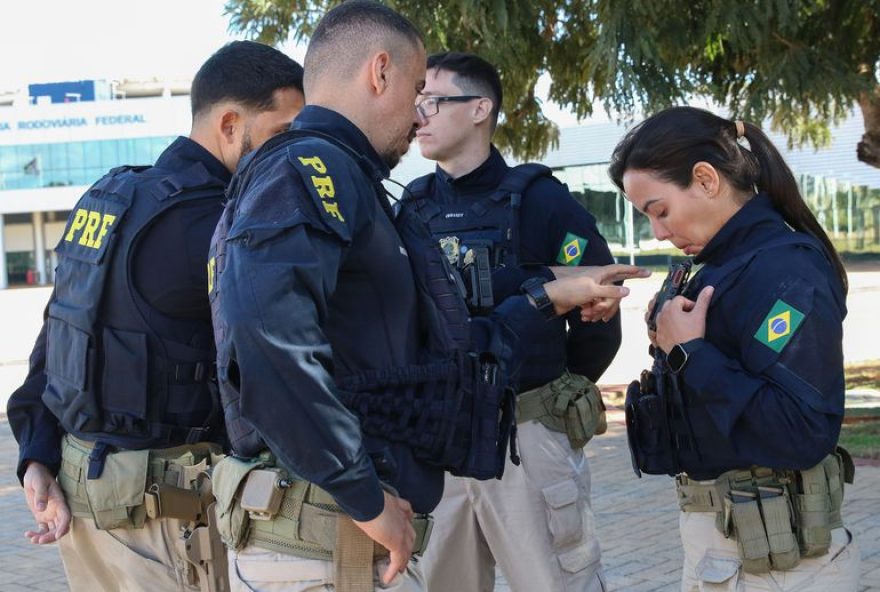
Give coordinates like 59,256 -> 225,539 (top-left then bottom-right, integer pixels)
545,264 -> 650,319
22,461 -> 71,544
655,286 -> 714,353
353,491 -> 415,585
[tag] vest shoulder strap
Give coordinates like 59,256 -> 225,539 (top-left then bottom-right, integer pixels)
490,163 -> 555,204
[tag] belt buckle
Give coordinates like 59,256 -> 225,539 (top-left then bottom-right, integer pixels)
414,514 -> 434,556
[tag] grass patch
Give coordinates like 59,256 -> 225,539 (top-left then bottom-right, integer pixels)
838,421 -> 880,460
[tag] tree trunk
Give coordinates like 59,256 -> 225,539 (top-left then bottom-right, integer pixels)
857,85 -> 880,169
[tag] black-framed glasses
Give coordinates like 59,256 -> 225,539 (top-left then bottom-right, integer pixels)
416,95 -> 483,118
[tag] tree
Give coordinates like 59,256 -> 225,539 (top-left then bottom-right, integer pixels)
226,1 -> 880,166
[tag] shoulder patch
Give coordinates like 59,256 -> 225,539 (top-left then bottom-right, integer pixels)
287,141 -> 352,242
753,298 -> 805,352
556,232 -> 588,266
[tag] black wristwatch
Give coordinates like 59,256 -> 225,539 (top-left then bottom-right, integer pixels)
666,343 -> 690,374
520,277 -> 556,320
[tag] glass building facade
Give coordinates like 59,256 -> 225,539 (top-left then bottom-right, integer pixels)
0,136 -> 176,190
555,163 -> 880,257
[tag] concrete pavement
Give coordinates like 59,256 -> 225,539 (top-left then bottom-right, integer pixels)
1,413 -> 878,591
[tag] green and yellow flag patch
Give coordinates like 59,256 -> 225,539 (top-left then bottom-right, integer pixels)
556,232 -> 588,266
754,299 -> 805,353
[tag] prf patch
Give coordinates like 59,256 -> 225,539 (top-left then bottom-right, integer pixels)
556,232 -> 588,266
207,256 -> 216,295
754,299 -> 805,353
56,197 -> 128,264
296,155 -> 345,223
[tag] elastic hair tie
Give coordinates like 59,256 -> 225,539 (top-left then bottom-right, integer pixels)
734,120 -> 745,139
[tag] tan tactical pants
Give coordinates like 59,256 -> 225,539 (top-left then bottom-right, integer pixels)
228,545 -> 425,591
421,420 -> 605,592
680,511 -> 860,591
58,514 -> 199,592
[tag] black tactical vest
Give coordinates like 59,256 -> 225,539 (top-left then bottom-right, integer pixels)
44,163 -> 225,452
405,164 -> 552,269
211,130 -> 519,479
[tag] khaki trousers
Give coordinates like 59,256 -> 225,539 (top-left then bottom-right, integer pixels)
680,511 -> 860,591
58,514 -> 199,592
228,545 -> 425,591
421,420 -> 605,592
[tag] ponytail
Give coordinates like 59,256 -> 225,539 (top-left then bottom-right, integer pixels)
742,123 -> 848,294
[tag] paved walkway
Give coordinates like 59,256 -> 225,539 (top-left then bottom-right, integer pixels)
1,413 -> 877,591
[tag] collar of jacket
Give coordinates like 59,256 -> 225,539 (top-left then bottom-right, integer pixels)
292,105 -> 390,181
155,136 -> 232,185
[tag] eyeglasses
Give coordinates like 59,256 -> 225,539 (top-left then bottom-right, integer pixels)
416,95 -> 483,118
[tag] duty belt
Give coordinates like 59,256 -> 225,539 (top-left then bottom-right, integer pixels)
244,477 -> 432,592
247,480 -> 433,560
516,371 -> 606,448
674,450 -> 854,574
60,434 -> 221,525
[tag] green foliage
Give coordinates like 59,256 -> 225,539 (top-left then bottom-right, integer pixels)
225,0 -> 880,163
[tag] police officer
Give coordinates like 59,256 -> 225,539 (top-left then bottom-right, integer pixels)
398,52 -> 618,592
611,106 -> 860,591
7,41 -> 304,592
207,4 -> 644,591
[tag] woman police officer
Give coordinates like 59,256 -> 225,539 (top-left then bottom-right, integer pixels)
609,106 -> 859,591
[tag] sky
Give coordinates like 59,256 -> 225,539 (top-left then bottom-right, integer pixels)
0,0 -> 583,126
0,0 -> 304,88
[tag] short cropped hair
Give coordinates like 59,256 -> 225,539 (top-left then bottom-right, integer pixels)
304,0 -> 423,92
191,40 -> 304,117
427,52 -> 502,128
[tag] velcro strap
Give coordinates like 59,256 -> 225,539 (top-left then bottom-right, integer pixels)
334,518 -> 374,592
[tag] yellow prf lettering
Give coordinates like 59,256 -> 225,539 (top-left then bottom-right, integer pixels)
322,202 -> 344,222
78,211 -> 103,247
207,257 -> 215,295
311,175 -> 335,199
92,214 -> 116,249
64,209 -> 88,242
297,156 -> 327,174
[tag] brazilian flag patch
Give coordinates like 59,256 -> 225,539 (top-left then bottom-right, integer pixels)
754,299 -> 805,353
556,232 -> 588,266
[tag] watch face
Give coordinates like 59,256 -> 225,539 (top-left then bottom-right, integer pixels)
668,344 -> 687,373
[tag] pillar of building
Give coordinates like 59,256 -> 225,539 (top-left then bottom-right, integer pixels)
0,214 -> 8,289
32,211 -> 47,284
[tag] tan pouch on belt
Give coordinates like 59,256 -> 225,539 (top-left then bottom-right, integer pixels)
84,448 -> 151,530
211,455 -> 263,550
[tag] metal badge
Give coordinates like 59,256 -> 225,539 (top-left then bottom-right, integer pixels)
438,236 -> 460,266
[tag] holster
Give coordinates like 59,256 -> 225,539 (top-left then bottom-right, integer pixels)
624,374 -> 677,477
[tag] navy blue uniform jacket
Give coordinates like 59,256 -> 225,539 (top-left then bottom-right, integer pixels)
678,194 -> 847,478
218,106 -> 444,521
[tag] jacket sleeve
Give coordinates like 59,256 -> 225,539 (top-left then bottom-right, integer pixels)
679,250 -> 845,470
220,165 -> 385,522
7,302 -> 64,483
523,178 -> 622,382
